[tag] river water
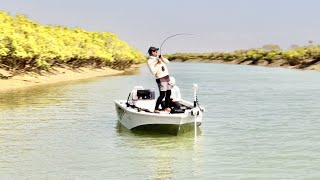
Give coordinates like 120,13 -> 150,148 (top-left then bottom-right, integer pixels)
1,63 -> 320,179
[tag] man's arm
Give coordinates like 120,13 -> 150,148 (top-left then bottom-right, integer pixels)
147,59 -> 159,75
159,55 -> 170,64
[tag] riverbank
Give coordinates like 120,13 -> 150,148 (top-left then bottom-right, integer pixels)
167,47 -> 320,71
169,58 -> 320,70
0,65 -> 141,92
0,10 -> 145,81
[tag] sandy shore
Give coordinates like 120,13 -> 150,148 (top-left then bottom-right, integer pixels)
0,65 -> 140,92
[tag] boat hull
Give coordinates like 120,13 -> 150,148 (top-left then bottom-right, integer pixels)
132,122 -> 201,135
114,100 -> 203,135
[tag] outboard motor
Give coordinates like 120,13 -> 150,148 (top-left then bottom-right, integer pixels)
131,86 -> 155,101
129,86 -> 156,112
136,90 -> 155,100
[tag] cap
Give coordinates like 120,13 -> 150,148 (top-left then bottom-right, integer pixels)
148,46 -> 159,54
169,76 -> 176,86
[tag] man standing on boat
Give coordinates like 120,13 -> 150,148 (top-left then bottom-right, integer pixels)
147,46 -> 172,113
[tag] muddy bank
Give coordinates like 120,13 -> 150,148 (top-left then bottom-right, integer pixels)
0,65 -> 141,92
170,58 -> 320,71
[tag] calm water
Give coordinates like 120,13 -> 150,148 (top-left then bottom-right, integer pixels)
1,63 -> 320,179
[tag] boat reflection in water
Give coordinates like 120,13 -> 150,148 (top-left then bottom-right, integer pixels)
115,122 -> 204,179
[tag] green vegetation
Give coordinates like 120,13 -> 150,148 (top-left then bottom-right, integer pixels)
167,44 -> 320,69
0,11 -> 145,73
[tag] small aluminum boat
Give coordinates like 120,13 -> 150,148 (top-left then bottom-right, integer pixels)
114,85 -> 204,135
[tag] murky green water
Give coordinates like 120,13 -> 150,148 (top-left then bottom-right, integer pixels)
1,63 -> 320,179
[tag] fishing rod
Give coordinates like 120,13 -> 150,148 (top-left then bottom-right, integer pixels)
159,33 -> 194,57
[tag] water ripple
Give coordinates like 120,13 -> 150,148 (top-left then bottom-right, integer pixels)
1,63 -> 320,178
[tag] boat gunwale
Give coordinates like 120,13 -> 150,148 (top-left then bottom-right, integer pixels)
114,100 -> 192,118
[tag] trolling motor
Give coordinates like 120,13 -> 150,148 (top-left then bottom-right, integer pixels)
192,84 -> 200,141
193,84 -> 198,108
191,84 -> 200,116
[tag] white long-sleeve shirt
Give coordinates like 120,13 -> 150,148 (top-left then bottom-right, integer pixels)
147,56 -> 170,79
171,86 -> 181,101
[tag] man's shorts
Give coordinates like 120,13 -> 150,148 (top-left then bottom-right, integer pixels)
156,75 -> 172,91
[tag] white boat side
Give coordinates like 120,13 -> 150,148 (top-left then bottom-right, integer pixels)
114,100 -> 203,130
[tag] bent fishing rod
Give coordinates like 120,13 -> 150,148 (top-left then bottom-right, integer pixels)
158,33 -> 194,57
